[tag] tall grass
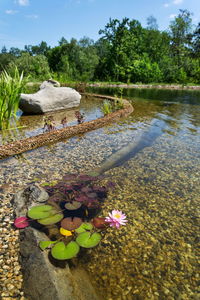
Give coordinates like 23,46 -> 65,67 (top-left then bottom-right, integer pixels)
0,68 -> 25,130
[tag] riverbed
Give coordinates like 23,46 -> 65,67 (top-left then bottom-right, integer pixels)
0,88 -> 199,299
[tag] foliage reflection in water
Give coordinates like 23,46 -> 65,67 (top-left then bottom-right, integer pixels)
0,88 -> 200,299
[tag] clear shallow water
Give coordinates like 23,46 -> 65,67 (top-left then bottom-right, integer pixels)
0,95 -> 103,145
0,88 -> 200,299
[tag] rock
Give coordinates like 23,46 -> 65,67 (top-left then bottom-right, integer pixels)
12,184 -> 49,217
20,80 -> 81,114
13,185 -> 101,300
19,228 -> 100,300
40,79 -> 60,89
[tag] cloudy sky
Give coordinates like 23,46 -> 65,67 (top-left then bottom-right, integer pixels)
0,0 -> 199,49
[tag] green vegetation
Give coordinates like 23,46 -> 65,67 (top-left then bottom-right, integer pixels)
0,9 -> 199,87
101,100 -> 113,115
0,67 -> 25,130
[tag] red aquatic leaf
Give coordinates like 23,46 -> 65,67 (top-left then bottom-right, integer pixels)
14,217 -> 29,229
92,217 -> 107,229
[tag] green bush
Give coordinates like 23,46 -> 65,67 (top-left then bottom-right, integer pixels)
8,53 -> 50,80
130,59 -> 163,83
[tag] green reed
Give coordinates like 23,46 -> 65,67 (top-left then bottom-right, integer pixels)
0,68 -> 25,130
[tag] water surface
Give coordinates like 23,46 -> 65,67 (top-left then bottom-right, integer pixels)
0,88 -> 199,299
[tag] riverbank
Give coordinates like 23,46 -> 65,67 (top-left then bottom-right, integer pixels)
26,81 -> 200,91
88,83 -> 200,90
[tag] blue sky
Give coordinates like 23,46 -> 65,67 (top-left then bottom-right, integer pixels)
0,0 -> 199,49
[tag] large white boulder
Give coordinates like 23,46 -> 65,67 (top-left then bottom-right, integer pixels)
20,80 -> 81,114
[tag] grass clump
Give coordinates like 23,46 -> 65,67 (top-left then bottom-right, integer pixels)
101,100 -> 113,115
0,67 -> 25,130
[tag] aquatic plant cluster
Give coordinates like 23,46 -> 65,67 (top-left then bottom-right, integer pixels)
101,97 -> 124,116
14,173 -> 127,260
43,111 -> 85,132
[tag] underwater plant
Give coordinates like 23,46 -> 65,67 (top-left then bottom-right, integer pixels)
14,173 -> 127,261
75,111 -> 85,124
61,116 -> 67,127
43,116 -> 56,132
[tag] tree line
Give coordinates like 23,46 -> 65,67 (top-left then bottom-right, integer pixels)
0,9 -> 199,84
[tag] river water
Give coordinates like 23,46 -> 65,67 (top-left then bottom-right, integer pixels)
0,88 -> 199,299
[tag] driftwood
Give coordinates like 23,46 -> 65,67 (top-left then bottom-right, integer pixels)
0,94 -> 134,160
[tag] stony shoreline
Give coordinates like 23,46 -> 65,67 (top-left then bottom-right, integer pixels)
88,83 -> 200,90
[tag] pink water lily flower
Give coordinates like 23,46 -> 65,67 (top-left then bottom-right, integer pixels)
105,210 -> 127,229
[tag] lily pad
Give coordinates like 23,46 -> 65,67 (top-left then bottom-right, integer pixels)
51,241 -> 80,260
39,240 -> 57,250
75,222 -> 93,233
14,217 -> 29,229
28,205 -> 54,220
38,209 -> 63,225
61,217 -> 82,230
65,201 -> 82,210
76,232 -> 101,248
92,217 -> 107,229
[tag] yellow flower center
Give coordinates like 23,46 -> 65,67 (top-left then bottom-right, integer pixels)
114,213 -> 121,219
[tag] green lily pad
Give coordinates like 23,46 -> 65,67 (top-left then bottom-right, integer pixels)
28,205 -> 54,220
75,222 -> 93,233
76,232 -> 101,248
39,240 -> 57,250
37,209 -> 63,225
65,201 -> 82,210
51,241 -> 80,260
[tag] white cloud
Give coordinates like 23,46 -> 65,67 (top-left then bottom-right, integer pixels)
164,3 -> 169,7
169,14 -> 177,19
173,0 -> 183,4
26,14 -> 38,19
5,10 -> 18,15
17,0 -> 29,6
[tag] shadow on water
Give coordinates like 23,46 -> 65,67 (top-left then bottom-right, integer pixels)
95,119 -> 166,174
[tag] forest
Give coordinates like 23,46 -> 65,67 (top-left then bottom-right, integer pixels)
0,9 -> 199,84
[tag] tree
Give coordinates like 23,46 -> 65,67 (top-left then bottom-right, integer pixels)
24,45 -> 33,55
31,41 -> 50,56
146,15 -> 158,30
9,47 -> 21,57
8,53 -> 50,79
192,22 -> 200,57
169,9 -> 193,65
1,46 -> 7,54
58,37 -> 68,46
98,18 -> 145,81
